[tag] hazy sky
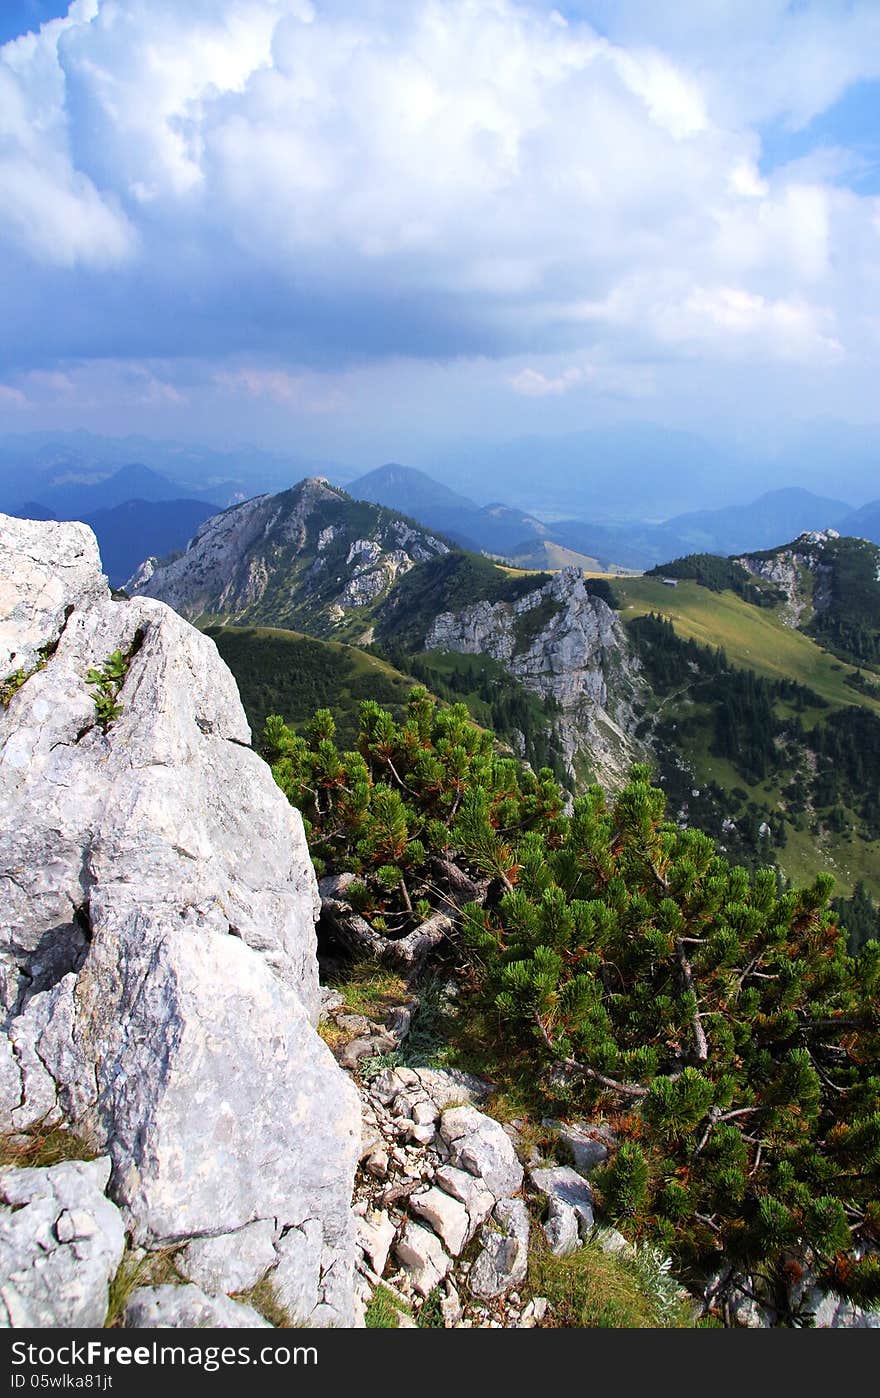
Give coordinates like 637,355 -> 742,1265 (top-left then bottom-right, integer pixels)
1,0 -> 879,464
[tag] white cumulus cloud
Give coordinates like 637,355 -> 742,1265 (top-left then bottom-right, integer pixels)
0,0 -> 876,408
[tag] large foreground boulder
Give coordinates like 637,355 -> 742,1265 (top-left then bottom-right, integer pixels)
0,514 -> 361,1326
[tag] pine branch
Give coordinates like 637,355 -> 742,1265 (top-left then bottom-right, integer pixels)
693,1104 -> 759,1156
384,754 -> 419,798
675,936 -> 709,1063
398,875 -> 413,916
533,1013 -> 648,1099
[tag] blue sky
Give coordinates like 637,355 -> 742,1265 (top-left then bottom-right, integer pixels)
760,79 -> 880,193
0,0 -> 879,468
0,2 -> 70,44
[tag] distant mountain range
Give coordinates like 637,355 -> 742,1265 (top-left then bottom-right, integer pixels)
2,420 -> 878,526
0,429 -> 356,508
83,498 -> 217,587
839,499 -> 880,545
346,465 -> 877,569
1,461 -> 239,518
348,463 -> 548,555
4,464 -> 221,585
3,437 -> 880,587
547,487 -> 859,569
426,419 -> 880,519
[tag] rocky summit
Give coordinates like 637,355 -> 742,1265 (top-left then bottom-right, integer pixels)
129,476 -> 449,642
0,512 -> 360,1328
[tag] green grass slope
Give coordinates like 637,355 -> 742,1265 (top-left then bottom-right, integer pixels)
204,624 -> 418,748
615,576 -> 880,716
616,579 -> 880,898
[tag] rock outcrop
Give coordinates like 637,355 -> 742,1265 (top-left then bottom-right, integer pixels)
0,513 -> 361,1327
424,568 -> 645,788
736,532 -> 838,629
124,1284 -> 271,1330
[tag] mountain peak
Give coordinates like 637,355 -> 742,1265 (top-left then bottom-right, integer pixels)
130,478 -> 450,638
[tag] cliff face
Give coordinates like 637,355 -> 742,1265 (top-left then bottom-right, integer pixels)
736,531 -> 837,629
424,568 -> 645,788
129,477 -> 449,640
0,514 -> 360,1327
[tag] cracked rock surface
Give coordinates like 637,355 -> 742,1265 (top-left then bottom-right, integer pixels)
0,1158 -> 125,1328
424,567 -> 646,789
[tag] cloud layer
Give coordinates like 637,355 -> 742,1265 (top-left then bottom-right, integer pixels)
0,0 -> 879,441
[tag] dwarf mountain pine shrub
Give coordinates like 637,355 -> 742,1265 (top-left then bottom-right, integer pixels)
267,692 -> 880,1319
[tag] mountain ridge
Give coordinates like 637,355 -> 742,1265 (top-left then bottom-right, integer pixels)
129,477 -> 452,641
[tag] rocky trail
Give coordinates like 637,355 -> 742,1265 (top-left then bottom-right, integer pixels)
318,980 -> 629,1329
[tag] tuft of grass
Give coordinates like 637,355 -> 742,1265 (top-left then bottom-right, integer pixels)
232,1275 -> 294,1328
365,1285 -> 411,1329
416,1287 -> 445,1328
329,960 -> 408,1022
105,1247 -> 184,1328
317,1021 -> 347,1051
529,1239 -> 693,1329
0,1124 -> 100,1171
396,975 -> 458,1067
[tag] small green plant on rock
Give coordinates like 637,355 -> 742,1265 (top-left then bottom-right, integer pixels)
86,649 -> 129,730
0,668 -> 30,709
416,1286 -> 445,1327
365,1285 -> 411,1329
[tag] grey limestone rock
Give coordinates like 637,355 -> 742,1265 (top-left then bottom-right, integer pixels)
177,1219 -> 278,1297
410,1186 -> 470,1257
468,1198 -> 530,1299
551,1120 -> 610,1176
432,1165 -> 495,1238
0,514 -> 361,1328
439,1106 -> 524,1201
529,1165 -> 594,1255
271,1219 -> 324,1324
424,567 -> 645,789
124,1284 -> 271,1329
394,1220 -> 452,1297
355,1207 -> 397,1277
0,514 -> 106,680
0,1158 -> 125,1329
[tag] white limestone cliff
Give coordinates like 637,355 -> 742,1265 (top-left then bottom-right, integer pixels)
424,567 -> 645,788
